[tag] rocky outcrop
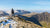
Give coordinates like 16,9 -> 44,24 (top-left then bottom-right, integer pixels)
36,12 -> 50,22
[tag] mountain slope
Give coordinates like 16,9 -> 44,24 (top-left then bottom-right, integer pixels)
23,12 -> 38,17
23,12 -> 50,22
0,11 -> 9,16
11,16 -> 42,28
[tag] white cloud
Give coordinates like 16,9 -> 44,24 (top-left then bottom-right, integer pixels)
33,1 -> 50,5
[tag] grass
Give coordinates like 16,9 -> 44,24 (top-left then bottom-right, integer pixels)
40,21 -> 50,28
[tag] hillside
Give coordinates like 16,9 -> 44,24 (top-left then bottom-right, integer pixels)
9,16 -> 50,28
0,12 -> 50,28
23,12 -> 50,22
23,12 -> 38,17
11,16 -> 42,28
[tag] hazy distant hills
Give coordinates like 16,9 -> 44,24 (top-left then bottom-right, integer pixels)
6,10 -> 31,15
0,11 -> 9,16
14,10 -> 31,15
0,10 -> 31,16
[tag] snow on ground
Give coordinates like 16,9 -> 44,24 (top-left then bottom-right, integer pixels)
0,17 -> 18,28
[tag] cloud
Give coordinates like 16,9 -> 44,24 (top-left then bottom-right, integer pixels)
33,1 -> 50,6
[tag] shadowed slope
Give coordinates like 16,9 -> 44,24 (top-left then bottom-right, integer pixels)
17,15 -> 42,26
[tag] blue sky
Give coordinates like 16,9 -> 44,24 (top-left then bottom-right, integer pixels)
0,0 -> 50,12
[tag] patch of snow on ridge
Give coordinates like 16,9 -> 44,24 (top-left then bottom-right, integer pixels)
0,17 -> 18,28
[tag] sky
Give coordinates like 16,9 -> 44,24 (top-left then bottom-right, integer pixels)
0,0 -> 50,12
